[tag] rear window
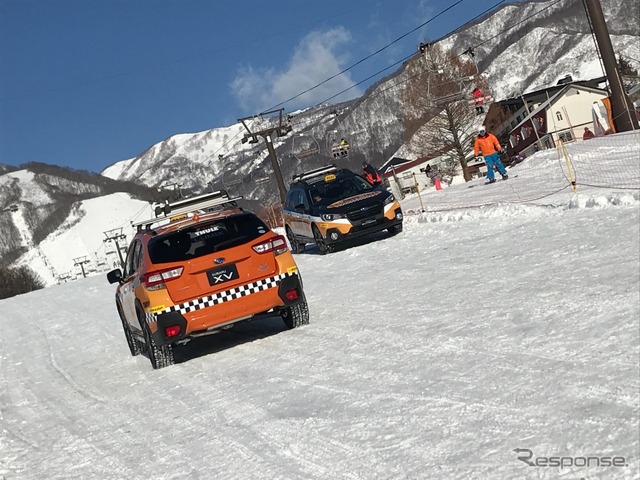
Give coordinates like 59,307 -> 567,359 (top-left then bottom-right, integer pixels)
148,213 -> 270,263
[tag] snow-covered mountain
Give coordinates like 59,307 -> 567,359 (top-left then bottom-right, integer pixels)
101,0 -> 639,203
0,164 -> 156,285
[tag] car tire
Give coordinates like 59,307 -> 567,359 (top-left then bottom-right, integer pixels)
388,225 -> 403,235
281,293 -> 310,329
286,226 -> 305,254
312,224 -> 331,255
137,308 -> 175,370
118,303 -> 141,356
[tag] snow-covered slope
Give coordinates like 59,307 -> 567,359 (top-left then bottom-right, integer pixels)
0,165 -> 155,285
1,135 -> 638,479
14,193 -> 152,285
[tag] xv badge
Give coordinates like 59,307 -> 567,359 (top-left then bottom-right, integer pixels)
211,272 -> 235,284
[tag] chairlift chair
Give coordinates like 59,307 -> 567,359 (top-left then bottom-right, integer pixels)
222,169 -> 243,190
326,129 -> 350,160
330,139 -> 350,159
252,171 -> 271,185
292,133 -> 320,160
468,84 -> 494,115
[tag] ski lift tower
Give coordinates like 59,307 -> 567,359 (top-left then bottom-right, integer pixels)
238,108 -> 292,204
103,227 -> 128,269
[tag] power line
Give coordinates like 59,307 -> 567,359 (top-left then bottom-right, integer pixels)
349,0 -> 566,104
149,0 -> 565,167
205,0 -> 505,162
264,0 -> 467,112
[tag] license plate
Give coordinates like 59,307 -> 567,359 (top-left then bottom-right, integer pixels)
206,264 -> 239,286
361,219 -> 376,226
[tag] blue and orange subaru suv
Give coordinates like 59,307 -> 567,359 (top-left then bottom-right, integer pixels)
107,191 -> 308,369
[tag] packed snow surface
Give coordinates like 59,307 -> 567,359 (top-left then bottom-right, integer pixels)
1,133 -> 639,479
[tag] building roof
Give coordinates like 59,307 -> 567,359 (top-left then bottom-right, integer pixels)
379,156 -> 412,173
380,146 -> 455,177
500,76 -> 607,106
509,84 -> 608,134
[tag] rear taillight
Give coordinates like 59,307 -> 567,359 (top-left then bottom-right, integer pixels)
284,288 -> 299,301
252,235 -> 288,255
164,325 -> 181,337
142,266 -> 184,290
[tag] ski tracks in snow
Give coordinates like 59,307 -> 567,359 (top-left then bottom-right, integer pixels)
35,323 -> 107,404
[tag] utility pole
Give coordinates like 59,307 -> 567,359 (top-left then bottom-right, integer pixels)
103,228 -> 128,269
584,0 -> 637,132
73,256 -> 91,278
238,109 -> 292,204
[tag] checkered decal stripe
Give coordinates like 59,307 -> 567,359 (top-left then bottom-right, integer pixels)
147,272 -> 294,323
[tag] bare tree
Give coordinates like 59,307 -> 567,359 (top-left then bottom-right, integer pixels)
403,44 -> 490,182
0,266 -> 45,299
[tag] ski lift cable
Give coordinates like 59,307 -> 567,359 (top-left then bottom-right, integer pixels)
470,0 -> 563,52
319,55 -> 414,105
265,0 -> 466,112
165,0 -> 544,171
200,116 -> 266,166
272,0 -> 509,112
360,0 -> 564,104
127,0 -> 563,231
306,0 -> 524,108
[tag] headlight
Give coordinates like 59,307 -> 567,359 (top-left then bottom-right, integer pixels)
384,194 -> 396,205
321,213 -> 344,221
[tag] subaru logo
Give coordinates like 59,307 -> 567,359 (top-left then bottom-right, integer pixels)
214,258 -> 225,264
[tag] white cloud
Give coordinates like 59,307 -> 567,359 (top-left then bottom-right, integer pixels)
230,27 -> 361,114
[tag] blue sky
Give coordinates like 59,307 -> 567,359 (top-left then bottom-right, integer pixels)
0,0 -> 521,173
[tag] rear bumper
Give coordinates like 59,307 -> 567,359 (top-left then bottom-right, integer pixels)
148,272 -> 304,345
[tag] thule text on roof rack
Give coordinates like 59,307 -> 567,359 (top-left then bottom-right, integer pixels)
132,190 -> 243,232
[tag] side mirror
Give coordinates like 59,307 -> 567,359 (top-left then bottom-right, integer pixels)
107,269 -> 123,284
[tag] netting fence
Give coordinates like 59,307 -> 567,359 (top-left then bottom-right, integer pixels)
410,130 -> 640,214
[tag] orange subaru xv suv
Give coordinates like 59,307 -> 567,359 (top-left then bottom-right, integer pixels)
107,191 -> 309,369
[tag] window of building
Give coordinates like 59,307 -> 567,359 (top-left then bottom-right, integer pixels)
557,130 -> 574,143
556,111 -> 563,121
520,127 -> 528,140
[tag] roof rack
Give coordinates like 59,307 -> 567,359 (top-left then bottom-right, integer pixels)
132,190 -> 243,231
292,164 -> 338,184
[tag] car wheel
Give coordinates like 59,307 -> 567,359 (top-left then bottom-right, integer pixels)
312,224 -> 331,255
281,293 -> 310,329
137,309 -> 175,370
286,226 -> 305,254
118,303 -> 141,356
388,225 -> 403,235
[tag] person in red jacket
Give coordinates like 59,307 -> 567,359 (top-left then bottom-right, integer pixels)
361,162 -> 381,186
582,127 -> 596,140
474,125 -> 508,183
472,88 -> 485,115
